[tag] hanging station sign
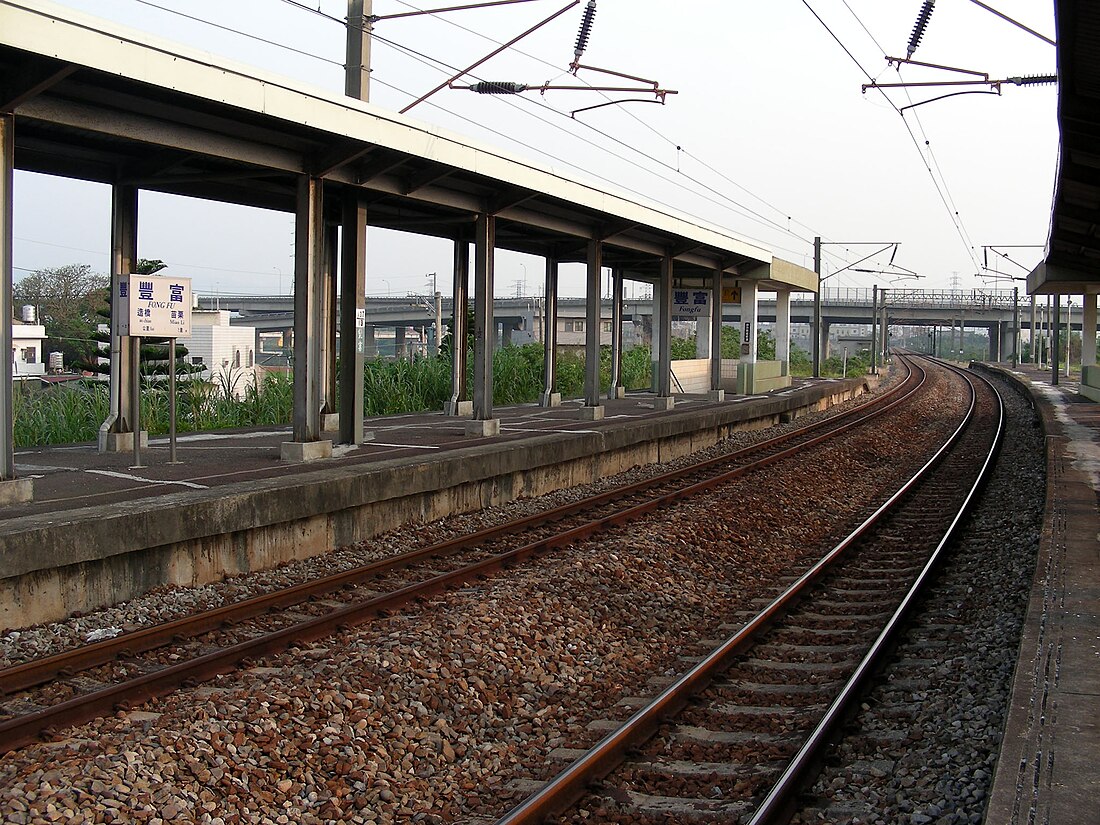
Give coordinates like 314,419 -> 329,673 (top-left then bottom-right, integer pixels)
117,275 -> 192,337
671,289 -> 710,319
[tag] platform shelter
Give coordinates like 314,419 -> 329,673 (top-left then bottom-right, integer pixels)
0,0 -> 815,503
1026,0 -> 1100,400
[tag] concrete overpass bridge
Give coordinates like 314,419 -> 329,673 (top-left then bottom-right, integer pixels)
199,287 -> 1079,361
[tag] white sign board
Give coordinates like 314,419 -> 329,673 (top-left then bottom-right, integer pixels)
118,275 -> 192,337
671,289 -> 710,320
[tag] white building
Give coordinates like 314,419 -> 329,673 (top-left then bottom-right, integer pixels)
180,310 -> 257,399
11,307 -> 47,380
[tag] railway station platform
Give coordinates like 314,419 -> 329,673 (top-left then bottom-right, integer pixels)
0,377 -> 873,630
980,363 -> 1100,825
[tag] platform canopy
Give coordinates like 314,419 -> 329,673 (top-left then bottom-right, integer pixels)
0,0 -> 814,292
1028,0 -> 1100,296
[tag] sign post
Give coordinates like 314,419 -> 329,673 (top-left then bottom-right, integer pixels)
118,275 -> 192,466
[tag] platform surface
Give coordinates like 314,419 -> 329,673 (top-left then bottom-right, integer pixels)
986,363 -> 1100,825
1,383 -> 836,524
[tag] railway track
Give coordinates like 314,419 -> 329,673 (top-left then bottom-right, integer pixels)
494,359 -> 1004,825
0,356 -> 936,754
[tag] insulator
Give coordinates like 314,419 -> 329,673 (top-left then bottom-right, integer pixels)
906,0 -> 935,59
470,81 -> 528,94
574,0 -> 597,59
1006,74 -> 1057,86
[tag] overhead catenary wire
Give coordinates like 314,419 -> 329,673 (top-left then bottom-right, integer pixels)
800,0 -> 984,279
279,0 -> 832,250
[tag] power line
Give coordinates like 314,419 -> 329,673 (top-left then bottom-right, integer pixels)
279,0 -> 826,248
800,0 -> 983,277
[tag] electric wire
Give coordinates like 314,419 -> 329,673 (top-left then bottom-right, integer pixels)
800,0 -> 984,277
278,0 -> 828,251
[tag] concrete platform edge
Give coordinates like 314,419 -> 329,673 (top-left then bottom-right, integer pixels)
0,377 -> 871,627
977,363 -> 1100,825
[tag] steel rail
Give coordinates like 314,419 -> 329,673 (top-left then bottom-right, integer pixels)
493,358 -> 989,825
0,361 -> 932,753
747,360 -> 1004,824
0,361 -> 921,697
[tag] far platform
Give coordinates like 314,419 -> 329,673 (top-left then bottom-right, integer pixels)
0,378 -> 873,628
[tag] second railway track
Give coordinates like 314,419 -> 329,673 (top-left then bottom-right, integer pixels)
495,358 -> 1004,824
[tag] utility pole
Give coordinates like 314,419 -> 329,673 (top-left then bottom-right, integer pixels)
813,236 -> 822,378
346,0 -> 372,101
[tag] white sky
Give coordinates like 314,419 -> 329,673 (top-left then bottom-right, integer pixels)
11,0 -> 1059,299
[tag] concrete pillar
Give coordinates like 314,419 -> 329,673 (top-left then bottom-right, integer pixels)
822,320 -> 831,359
540,257 -> 560,407
501,323 -> 513,347
775,288 -> 791,376
708,267 -> 724,400
1083,294 -> 1097,368
1029,296 -> 1037,363
608,267 -> 624,400
394,326 -> 406,359
654,256 -> 674,409
283,176 -> 332,461
338,192 -> 366,445
98,183 -> 143,456
446,239 -> 470,415
737,280 -> 759,394
1052,295 -> 1061,386
321,223 -> 338,427
0,113 -> 29,500
581,240 -> 604,418
469,213 -> 499,435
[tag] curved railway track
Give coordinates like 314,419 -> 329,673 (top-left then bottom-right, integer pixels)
0,356 -> 938,755
494,358 -> 1004,825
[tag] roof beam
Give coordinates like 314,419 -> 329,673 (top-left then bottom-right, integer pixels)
402,164 -> 454,195
1,60 -> 77,113
313,143 -> 375,178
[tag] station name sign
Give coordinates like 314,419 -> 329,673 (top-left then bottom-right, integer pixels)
672,289 -> 709,319
117,275 -> 192,337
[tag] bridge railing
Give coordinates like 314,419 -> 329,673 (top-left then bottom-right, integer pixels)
791,287 -> 1017,311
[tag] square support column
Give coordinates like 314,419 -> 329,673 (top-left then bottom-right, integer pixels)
775,288 -> 791,377
99,183 -> 145,455
339,192 -> 366,445
581,240 -> 604,419
446,238 -> 472,416
469,214 -> 499,436
654,255 -> 674,410
1082,294 -> 1097,368
736,280 -> 759,395
708,266 -> 724,401
283,175 -> 332,461
0,113 -> 29,501
320,222 -> 339,432
608,267 -> 624,400
541,257 -> 561,407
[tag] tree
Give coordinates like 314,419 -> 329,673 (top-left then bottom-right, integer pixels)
13,264 -> 108,368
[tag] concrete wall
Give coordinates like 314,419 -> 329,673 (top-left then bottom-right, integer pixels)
0,377 -> 874,628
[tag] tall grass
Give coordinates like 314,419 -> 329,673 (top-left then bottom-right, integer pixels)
13,343 -> 671,446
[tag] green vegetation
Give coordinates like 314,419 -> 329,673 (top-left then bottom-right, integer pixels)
14,331 -> 853,447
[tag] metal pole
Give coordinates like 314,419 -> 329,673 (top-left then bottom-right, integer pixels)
168,338 -> 178,463
812,236 -> 821,378
880,287 -> 888,365
1012,287 -> 1019,368
472,214 -> 495,420
0,114 -> 14,481
656,256 -> 673,397
870,285 -> 878,375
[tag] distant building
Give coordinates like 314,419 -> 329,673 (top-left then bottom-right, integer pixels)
179,310 -> 257,399
11,306 -> 47,380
